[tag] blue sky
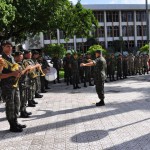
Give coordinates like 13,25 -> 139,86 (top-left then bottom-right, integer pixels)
71,0 -> 146,4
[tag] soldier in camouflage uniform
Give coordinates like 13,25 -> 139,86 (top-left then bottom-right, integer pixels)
32,50 -> 43,98
14,51 -> 32,118
63,52 -> 72,85
23,50 -> 42,107
109,53 -> 116,81
83,53 -> 94,87
134,55 -> 142,75
81,50 -> 107,106
70,53 -> 81,89
0,41 -> 25,132
122,55 -> 128,79
128,53 -> 135,76
143,54 -> 149,75
116,54 -> 123,80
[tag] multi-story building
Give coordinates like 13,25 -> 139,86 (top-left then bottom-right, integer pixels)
33,4 -> 150,52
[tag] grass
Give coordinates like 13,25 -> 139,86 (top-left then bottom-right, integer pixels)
59,68 -> 64,79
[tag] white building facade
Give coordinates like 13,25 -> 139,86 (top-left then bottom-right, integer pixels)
43,4 -> 150,51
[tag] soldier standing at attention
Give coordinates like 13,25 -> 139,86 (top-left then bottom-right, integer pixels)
81,50 -> 107,106
109,53 -> 116,81
122,55 -> 128,79
14,51 -> 32,118
63,52 -> 72,86
0,41 -> 26,132
116,54 -> 123,80
70,53 -> 81,89
51,54 -> 61,83
143,54 -> 149,75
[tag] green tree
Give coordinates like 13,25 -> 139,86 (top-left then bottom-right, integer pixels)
87,44 -> 106,58
0,1 -> 15,40
44,44 -> 66,58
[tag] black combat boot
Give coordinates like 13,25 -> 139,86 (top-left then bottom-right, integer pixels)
84,82 -> 87,87
14,118 -> 26,128
35,93 -> 43,98
9,120 -> 23,132
31,99 -> 38,104
20,111 -> 30,118
76,84 -> 81,89
24,109 -> 32,116
28,100 -> 35,107
96,100 -> 105,107
73,84 -> 77,89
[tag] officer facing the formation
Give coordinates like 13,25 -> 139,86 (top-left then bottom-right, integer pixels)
0,41 -> 25,132
81,50 -> 107,106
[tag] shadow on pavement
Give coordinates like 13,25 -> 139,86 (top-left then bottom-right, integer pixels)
71,130 -> 108,143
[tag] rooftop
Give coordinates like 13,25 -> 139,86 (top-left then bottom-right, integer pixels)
83,4 -> 150,11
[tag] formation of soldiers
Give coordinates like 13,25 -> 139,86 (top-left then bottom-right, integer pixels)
106,53 -> 149,81
0,40 -> 149,133
0,41 -> 50,132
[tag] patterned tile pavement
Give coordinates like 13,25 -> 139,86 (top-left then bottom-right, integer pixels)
0,75 -> 150,150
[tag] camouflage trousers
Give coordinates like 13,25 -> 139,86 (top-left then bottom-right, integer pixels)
2,87 -> 20,121
95,80 -> 105,100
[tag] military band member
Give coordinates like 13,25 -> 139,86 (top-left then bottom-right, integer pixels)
14,51 -> 32,118
0,41 -> 25,132
109,53 -> 116,81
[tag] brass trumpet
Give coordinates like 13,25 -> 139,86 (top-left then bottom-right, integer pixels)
2,58 -> 21,87
23,61 -> 38,79
37,65 -> 45,76
3,58 -> 19,71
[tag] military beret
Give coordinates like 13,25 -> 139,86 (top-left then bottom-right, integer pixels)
1,40 -> 13,47
32,50 -> 39,55
95,50 -> 101,54
14,51 -> 23,57
24,50 -> 31,55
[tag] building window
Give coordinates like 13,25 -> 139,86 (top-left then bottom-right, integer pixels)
93,11 -> 104,22
60,30 -> 65,39
136,11 -> 146,22
122,11 -> 133,22
128,26 -> 134,36
113,11 -> 119,22
128,40 -> 135,48
106,11 -> 119,22
122,26 -> 127,36
106,11 -> 112,22
114,26 -> 119,37
127,12 -> 134,22
142,25 -> 147,36
108,41 -> 113,48
95,27 -> 104,37
137,25 -> 142,36
44,33 -> 50,40
137,40 -> 147,48
107,26 -> 113,37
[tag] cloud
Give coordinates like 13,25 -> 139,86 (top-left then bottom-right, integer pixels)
70,0 -> 78,4
110,0 -> 145,4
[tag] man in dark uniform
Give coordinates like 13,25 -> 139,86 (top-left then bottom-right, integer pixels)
70,53 -> 81,89
116,54 -> 123,80
63,52 -> 72,85
83,53 -> 94,87
0,41 -> 26,132
122,55 -> 128,79
109,53 -> 116,81
51,54 -> 61,83
81,50 -> 107,106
